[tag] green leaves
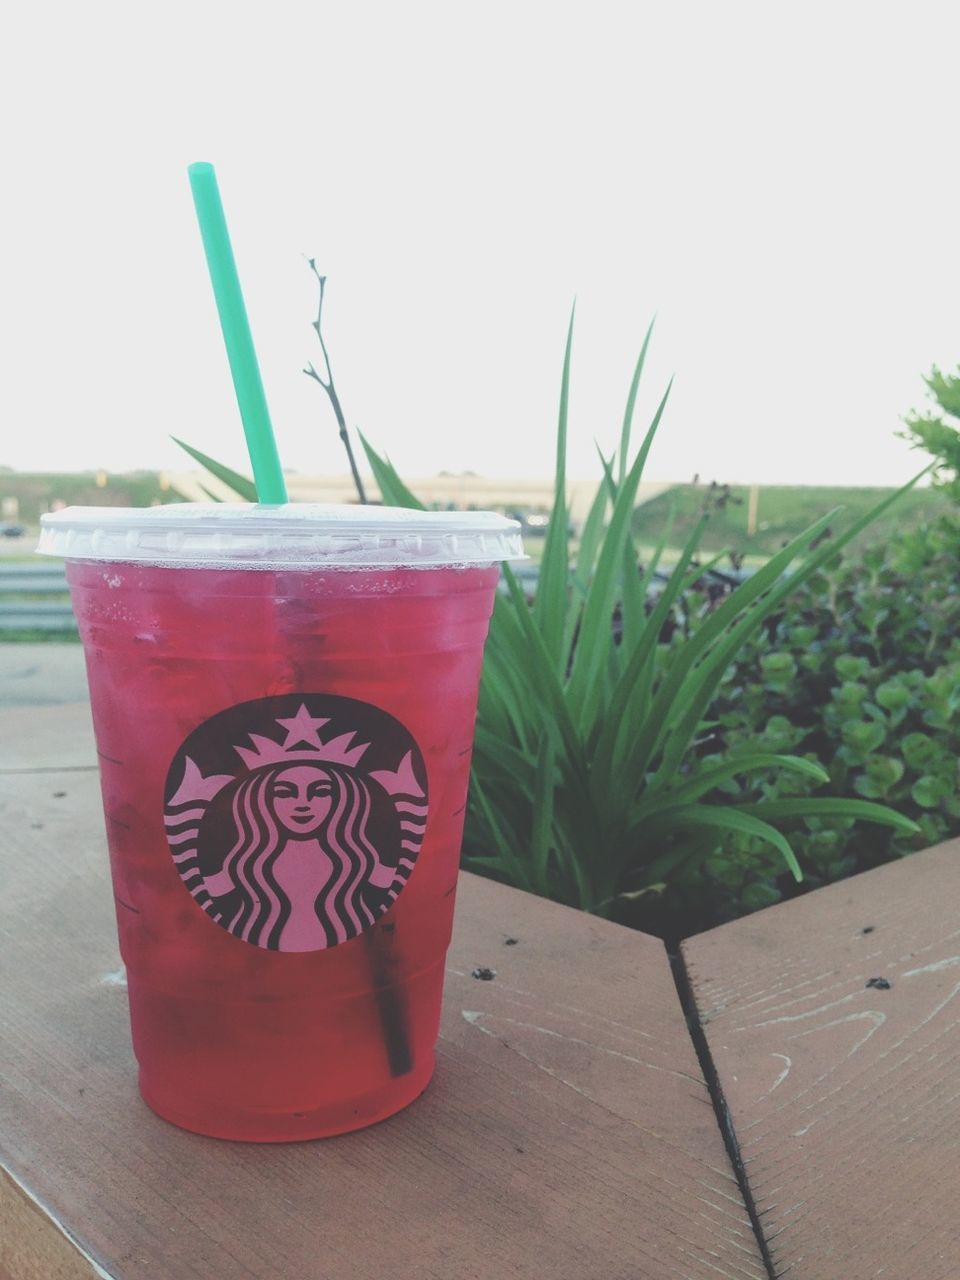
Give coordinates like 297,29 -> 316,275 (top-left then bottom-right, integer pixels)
901,364 -> 960,501
451,317 -> 922,923
636,753 -> 829,815
170,438 -> 258,501
853,756 -> 905,800
901,732 -> 942,771
835,654 -> 872,681
911,775 -> 949,809
565,379 -> 672,732
761,652 -> 797,691
708,509 -> 960,911
875,677 -> 911,723
533,306 -> 575,673
644,805 -> 804,882
840,719 -> 886,760
737,798 -> 919,838
353,315 -> 926,929
357,431 -> 426,510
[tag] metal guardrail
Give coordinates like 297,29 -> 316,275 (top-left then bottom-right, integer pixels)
0,567 -> 69,593
0,563 -> 76,632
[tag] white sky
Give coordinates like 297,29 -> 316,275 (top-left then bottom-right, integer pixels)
2,1 -> 957,486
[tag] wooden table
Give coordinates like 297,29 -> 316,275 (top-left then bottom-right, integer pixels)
682,843 -> 960,1279
2,703 -> 957,1279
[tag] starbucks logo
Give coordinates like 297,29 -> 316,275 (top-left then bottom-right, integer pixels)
163,695 -> 428,952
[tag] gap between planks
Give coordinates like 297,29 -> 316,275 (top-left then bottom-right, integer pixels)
668,943 -> 781,1280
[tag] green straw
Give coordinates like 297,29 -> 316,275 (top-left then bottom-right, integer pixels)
187,162 -> 288,504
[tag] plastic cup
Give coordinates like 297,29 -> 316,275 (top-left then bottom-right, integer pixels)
39,503 -> 522,1141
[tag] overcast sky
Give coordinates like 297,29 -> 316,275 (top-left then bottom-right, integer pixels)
2,2 -> 956,487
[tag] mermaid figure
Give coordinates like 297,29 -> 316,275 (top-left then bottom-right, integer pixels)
203,763 -> 398,951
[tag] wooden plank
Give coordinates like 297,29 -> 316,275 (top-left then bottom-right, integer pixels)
0,703 -> 95,772
0,1166 -> 103,1280
682,842 -> 960,1280
2,766 -> 766,1280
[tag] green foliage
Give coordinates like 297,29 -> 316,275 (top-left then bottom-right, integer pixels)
670,513 -> 960,934
0,628 -> 81,643
361,315 -> 920,930
170,439 -> 258,502
0,471 -> 181,526
357,431 -> 426,512
901,365 -> 960,500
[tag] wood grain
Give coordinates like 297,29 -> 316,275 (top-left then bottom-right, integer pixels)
682,842 -> 960,1280
0,1164 -> 103,1280
1,751 -> 766,1279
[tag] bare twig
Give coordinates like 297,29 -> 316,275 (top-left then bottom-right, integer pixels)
302,258 -> 368,504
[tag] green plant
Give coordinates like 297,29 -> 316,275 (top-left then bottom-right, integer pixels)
360,313 -> 921,919
171,439 -> 257,501
901,364 -> 960,498
675,516 -> 960,928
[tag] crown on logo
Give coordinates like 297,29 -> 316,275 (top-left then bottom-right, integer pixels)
234,704 -> 371,769
167,703 -> 426,809
234,732 -> 370,769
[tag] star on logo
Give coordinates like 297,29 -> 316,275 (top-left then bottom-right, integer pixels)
276,704 -> 331,750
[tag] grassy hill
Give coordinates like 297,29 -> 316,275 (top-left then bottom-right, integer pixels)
632,483 -> 952,560
0,471 -> 181,527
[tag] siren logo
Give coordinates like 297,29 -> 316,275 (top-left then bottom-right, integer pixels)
163,695 -> 428,952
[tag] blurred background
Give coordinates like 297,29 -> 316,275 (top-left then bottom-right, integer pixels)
1,0 -> 956,495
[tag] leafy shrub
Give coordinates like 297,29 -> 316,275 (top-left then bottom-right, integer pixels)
901,366 -> 960,499
630,516 -> 960,937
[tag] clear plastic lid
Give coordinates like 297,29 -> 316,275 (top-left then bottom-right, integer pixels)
38,503 -> 526,569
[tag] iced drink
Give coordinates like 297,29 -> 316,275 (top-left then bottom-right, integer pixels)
39,504 -> 521,1141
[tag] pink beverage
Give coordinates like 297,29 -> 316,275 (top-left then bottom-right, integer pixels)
39,504 -> 521,1141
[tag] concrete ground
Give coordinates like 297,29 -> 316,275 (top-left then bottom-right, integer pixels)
0,644 -> 89,707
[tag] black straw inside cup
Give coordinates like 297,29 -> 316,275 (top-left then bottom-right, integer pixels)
364,927 -> 413,1077
266,581 -> 412,1079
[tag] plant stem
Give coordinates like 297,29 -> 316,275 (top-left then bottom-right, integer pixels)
303,259 -> 369,504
